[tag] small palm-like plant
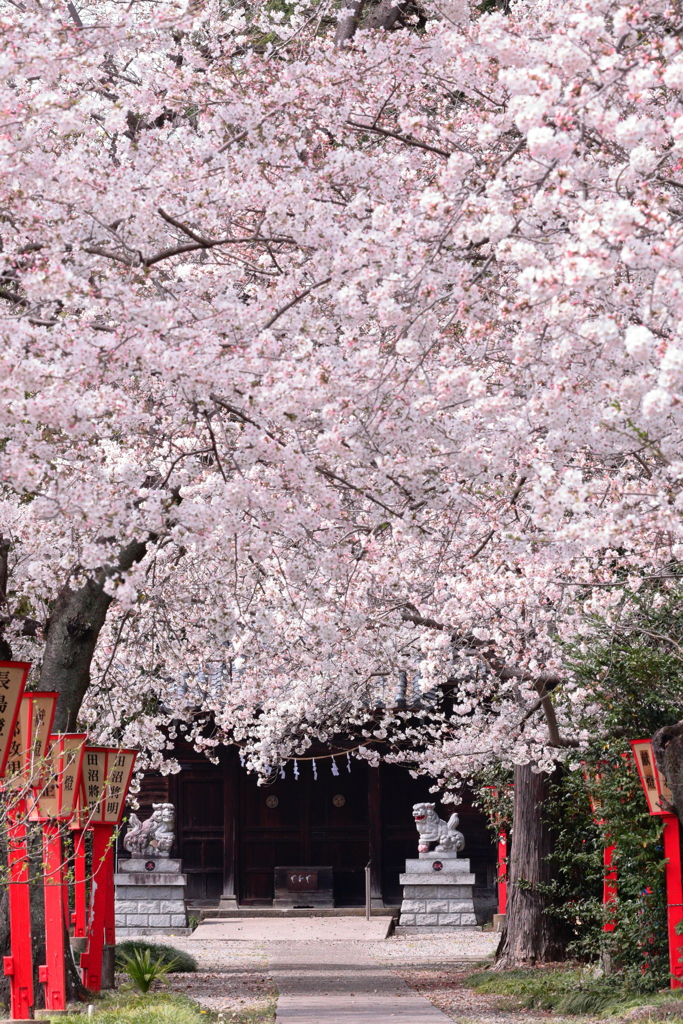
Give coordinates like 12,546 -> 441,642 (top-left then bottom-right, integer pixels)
116,947 -> 179,994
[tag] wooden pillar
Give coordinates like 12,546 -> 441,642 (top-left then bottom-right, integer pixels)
221,746 -> 238,909
368,765 -> 384,908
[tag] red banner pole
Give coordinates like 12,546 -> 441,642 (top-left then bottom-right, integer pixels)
40,823 -> 67,1010
3,802 -> 34,1021
72,827 -> 88,938
663,814 -> 683,989
497,831 -> 507,915
603,842 -> 617,932
81,824 -> 115,992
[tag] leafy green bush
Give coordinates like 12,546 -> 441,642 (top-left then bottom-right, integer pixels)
118,942 -> 180,991
116,941 -> 197,973
117,947 -> 179,993
473,583 -> 683,989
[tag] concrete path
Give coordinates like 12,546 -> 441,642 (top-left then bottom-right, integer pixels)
268,939 -> 452,1022
191,916 -> 392,941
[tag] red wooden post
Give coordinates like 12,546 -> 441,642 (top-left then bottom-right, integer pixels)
497,830 -> 507,915
663,814 -> 683,989
603,842 -> 617,932
40,823 -> 67,1010
78,745 -> 136,991
81,823 -> 115,992
72,827 -> 88,938
631,739 -> 683,989
4,804 -> 34,1021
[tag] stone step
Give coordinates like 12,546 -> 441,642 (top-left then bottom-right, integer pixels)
202,907 -> 398,920
114,873 -> 186,886
118,858 -> 182,872
399,873 -> 475,885
116,884 -> 186,901
395,924 -> 481,935
116,926 -> 193,937
404,858 -> 471,874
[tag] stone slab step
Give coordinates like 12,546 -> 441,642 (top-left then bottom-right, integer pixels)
118,859 -> 182,872
394,925 -> 482,935
203,907 -> 398,920
114,873 -> 186,885
404,858 -> 471,874
399,873 -> 475,885
115,926 -> 193,937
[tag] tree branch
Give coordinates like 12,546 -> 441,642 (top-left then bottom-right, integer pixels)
262,277 -> 331,329
400,604 -> 578,746
347,119 -> 452,158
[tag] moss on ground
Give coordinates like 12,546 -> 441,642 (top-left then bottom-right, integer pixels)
468,966 -> 683,1018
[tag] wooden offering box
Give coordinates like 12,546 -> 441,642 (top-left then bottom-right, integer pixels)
273,865 -> 333,908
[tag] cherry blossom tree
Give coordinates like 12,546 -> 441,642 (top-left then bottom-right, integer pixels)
3,0 -> 683,964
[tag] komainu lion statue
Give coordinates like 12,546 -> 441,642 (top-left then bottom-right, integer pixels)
123,802 -> 175,857
412,802 -> 465,854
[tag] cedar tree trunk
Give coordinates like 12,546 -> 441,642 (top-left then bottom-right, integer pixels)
496,763 -> 565,966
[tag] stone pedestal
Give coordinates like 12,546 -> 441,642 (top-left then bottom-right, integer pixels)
396,850 -> 477,933
115,858 -> 191,936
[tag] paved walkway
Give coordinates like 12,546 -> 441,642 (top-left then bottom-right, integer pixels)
268,939 -> 453,1022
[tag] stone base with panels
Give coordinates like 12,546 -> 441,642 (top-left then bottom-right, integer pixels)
396,850 -> 478,934
115,857 -> 191,936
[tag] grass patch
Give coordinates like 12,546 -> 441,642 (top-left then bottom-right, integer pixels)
58,991 -> 208,1024
56,982 -> 276,1024
468,967 -> 683,1017
115,941 -> 197,973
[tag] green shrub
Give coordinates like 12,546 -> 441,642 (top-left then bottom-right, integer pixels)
116,941 -> 197,973
117,948 -> 179,993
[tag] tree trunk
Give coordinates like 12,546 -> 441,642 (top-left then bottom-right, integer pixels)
654,720 -> 683,818
42,538 -> 147,731
496,763 -> 565,966
0,536 -> 149,1010
334,0 -> 365,45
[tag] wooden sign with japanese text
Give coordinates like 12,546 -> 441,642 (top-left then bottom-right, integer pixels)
78,747 -> 137,825
631,738 -> 673,816
32,733 -> 86,820
5,691 -> 58,787
0,662 -> 30,778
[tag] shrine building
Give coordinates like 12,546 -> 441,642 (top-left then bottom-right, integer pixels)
129,738 -> 497,919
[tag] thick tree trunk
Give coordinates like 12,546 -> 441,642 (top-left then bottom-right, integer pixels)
0,535 -> 149,1010
334,0 -> 365,45
654,720 -> 683,817
496,763 -> 565,966
43,538 -> 147,731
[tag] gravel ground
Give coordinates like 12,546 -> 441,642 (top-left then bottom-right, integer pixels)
389,960 -> 558,1024
369,932 -> 539,1024
149,937 -> 276,1018
126,931 -> 670,1024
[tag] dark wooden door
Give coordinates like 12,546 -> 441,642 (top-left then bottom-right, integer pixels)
177,767 -> 225,903
239,759 -> 370,905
